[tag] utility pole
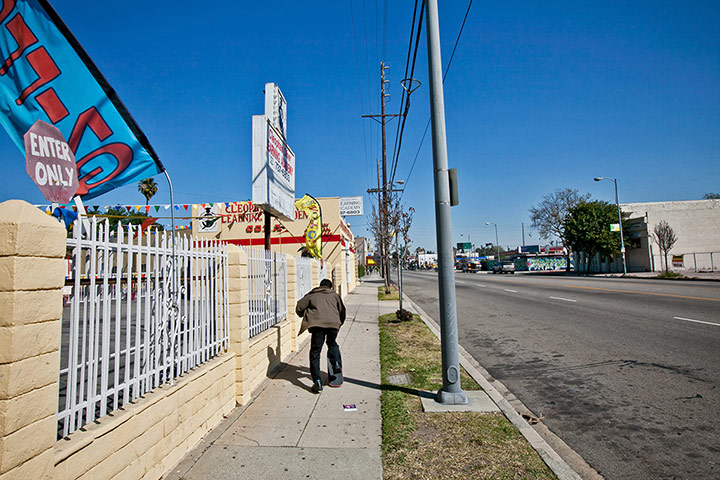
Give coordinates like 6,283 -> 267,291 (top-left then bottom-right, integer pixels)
376,159 -> 383,280
425,0 -> 467,405
380,62 -> 390,292
363,63 -> 401,293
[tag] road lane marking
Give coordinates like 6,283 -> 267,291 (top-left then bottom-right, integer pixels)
673,317 -> 720,327
456,281 -> 466,285
550,296 -> 577,303
504,289 -> 518,293
476,284 -> 486,287
496,279 -> 720,303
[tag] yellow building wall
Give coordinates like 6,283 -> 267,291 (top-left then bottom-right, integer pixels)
192,197 -> 358,281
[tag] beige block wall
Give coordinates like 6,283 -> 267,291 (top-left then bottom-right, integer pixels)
54,353 -> 235,480
0,200 -> 237,480
0,200 -> 65,479
1,200 -> 343,480
226,246 -> 301,405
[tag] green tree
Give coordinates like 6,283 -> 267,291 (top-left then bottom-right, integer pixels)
703,193 -> 720,200
99,207 -> 164,232
529,188 -> 591,271
474,244 -> 501,257
564,200 -> 627,272
138,177 -> 158,205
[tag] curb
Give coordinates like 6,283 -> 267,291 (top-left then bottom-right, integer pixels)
402,293 -> 596,480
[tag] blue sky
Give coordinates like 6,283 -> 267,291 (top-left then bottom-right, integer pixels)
1,1 -> 718,251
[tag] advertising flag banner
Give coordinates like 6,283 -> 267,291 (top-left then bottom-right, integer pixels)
294,194 -> 322,259
0,0 -> 163,200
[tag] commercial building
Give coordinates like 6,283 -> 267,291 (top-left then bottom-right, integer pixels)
192,196 -> 358,289
574,199 -> 720,273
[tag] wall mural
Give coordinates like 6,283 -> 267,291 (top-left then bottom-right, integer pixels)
524,257 -> 568,271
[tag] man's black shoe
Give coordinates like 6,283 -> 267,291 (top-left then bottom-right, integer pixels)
311,379 -> 323,393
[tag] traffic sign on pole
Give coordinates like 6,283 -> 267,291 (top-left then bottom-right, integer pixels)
24,120 -> 77,204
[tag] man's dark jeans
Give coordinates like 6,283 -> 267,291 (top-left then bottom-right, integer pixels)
309,327 -> 341,382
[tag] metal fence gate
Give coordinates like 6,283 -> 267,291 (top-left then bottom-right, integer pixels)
295,256 -> 314,300
58,217 -> 229,438
246,247 -> 287,337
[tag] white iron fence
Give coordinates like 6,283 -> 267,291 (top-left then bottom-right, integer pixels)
652,251 -> 719,272
58,217 -> 229,438
247,247 -> 287,337
296,256 -> 314,299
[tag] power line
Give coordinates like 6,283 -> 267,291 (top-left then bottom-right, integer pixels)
382,0 -> 388,61
389,0 -> 420,178
399,0 -> 473,202
389,0 -> 424,187
349,0 -> 374,191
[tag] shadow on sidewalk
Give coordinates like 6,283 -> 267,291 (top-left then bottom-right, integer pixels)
272,361 -> 435,399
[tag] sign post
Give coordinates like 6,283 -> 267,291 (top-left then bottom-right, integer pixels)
24,120 -> 77,204
252,83 -> 295,250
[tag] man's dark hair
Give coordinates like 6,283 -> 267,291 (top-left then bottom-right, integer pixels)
319,279 -> 333,288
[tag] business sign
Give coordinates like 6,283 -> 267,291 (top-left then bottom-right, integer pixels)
265,82 -> 287,140
252,116 -> 295,220
610,223 -> 621,232
0,0 -> 163,200
197,205 -> 219,233
339,196 -> 363,216
672,255 -> 684,268
24,119 -> 77,203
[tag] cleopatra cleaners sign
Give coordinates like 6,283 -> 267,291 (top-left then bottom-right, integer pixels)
24,120 -> 77,204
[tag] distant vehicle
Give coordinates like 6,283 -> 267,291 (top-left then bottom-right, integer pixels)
462,261 -> 481,273
492,261 -> 516,274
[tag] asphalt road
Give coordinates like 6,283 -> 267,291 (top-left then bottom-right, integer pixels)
400,270 -> 720,480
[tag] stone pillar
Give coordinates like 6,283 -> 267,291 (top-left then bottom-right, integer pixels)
312,259 -> 319,287
0,200 -> 66,479
332,264 -> 344,299
286,256 -> 298,352
225,245 -> 252,405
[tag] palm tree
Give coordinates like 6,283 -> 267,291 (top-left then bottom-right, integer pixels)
138,177 -> 158,205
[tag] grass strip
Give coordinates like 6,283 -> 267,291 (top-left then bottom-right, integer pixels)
379,312 -> 556,479
378,285 -> 400,301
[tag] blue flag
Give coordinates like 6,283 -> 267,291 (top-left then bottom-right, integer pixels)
0,0 -> 163,200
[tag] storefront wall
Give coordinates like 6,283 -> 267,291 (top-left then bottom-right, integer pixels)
192,196 -> 357,282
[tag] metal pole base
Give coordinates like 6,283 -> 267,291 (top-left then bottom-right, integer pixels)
436,388 -> 469,405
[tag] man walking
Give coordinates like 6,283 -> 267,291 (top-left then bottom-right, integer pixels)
295,279 -> 346,393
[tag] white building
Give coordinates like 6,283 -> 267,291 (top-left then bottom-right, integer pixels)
622,199 -> 720,272
574,199 -> 720,273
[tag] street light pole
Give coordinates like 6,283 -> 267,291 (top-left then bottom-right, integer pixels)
485,221 -> 499,263
594,177 -> 627,275
425,0 -> 467,405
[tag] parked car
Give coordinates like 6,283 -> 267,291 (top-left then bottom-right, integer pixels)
492,261 -> 516,274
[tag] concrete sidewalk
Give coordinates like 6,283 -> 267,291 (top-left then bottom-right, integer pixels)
164,276 -> 392,480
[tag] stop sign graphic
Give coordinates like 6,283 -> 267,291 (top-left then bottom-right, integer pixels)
24,120 -> 78,204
